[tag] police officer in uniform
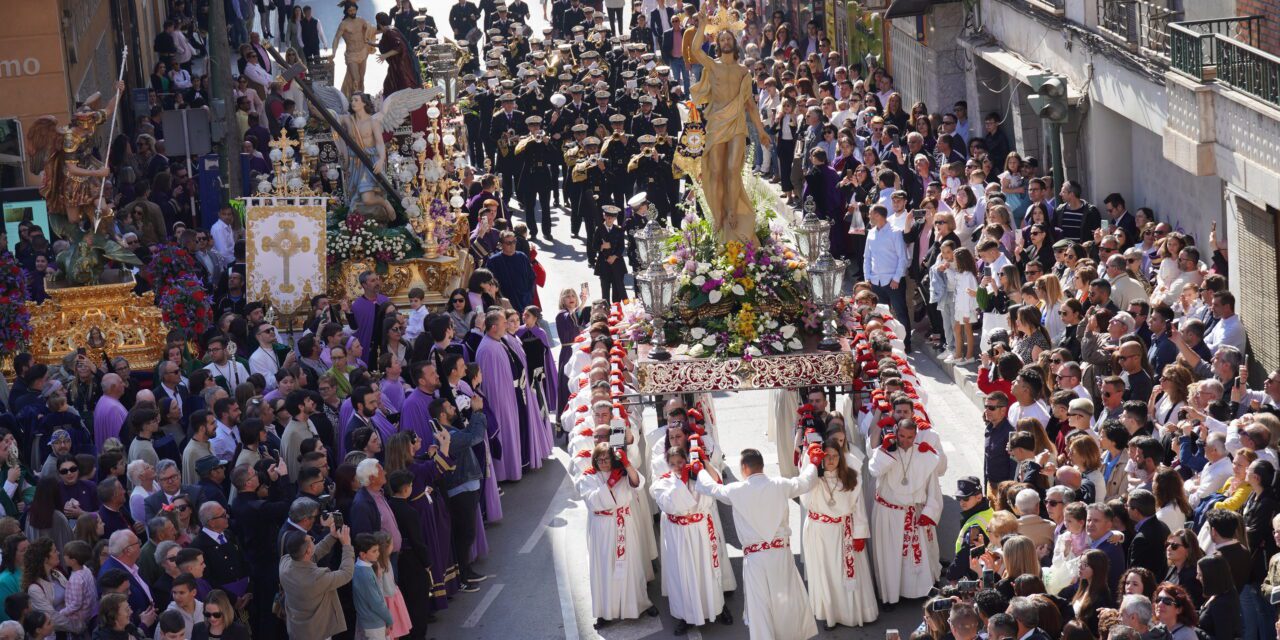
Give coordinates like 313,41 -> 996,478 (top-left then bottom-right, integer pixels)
514,115 -> 556,238
593,205 -> 627,303
622,191 -> 652,271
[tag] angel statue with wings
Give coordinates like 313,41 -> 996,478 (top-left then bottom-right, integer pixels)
333,87 -> 440,223
26,81 -> 127,237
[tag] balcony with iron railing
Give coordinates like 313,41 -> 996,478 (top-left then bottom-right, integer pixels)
1168,16 -> 1279,108
1095,0 -> 1183,56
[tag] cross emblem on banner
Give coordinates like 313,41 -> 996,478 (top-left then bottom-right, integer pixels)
260,219 -> 311,293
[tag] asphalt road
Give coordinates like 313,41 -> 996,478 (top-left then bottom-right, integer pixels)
278,4 -> 991,636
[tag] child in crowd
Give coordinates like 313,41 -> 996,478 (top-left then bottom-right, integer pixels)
353,533 -> 394,640
951,246 -> 980,364
404,288 -> 428,343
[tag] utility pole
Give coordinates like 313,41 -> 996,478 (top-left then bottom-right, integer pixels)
208,0 -> 241,199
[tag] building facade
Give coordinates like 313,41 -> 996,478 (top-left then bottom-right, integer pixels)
882,0 -> 1280,372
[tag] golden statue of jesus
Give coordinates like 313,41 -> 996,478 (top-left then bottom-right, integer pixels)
688,2 -> 772,247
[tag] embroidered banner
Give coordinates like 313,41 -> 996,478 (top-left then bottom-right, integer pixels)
244,198 -> 328,317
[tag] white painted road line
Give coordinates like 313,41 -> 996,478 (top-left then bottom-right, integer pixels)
520,449 -> 577,554
550,524 -> 582,640
462,583 -> 505,628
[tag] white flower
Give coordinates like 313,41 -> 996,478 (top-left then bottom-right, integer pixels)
690,327 -> 706,340
693,275 -> 706,287
746,346 -> 762,357
792,271 -> 804,282
767,320 -> 779,330
781,325 -> 796,339
789,338 -> 803,350
701,335 -> 717,347
771,341 -> 784,352
731,284 -> 745,296
689,344 -> 705,358
697,264 -> 709,275
710,270 -> 724,280
708,290 -> 722,304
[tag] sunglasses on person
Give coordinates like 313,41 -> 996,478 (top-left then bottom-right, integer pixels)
983,404 -> 1004,411
451,297 -> 465,304
58,466 -> 78,475
204,610 -> 223,619
1045,499 -> 1064,507
1155,596 -> 1178,607
1166,542 -> 1183,550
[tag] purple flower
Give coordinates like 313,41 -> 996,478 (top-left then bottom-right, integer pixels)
701,278 -> 723,293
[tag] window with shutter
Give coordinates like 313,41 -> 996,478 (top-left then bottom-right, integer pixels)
1231,195 -> 1279,372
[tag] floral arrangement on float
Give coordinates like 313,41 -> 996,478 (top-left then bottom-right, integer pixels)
325,210 -> 422,268
143,244 -> 214,336
0,253 -> 31,354
650,176 -> 812,358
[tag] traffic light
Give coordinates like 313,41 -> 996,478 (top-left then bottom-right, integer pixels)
1027,73 -> 1069,123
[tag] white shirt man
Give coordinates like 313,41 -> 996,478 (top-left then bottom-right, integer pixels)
248,325 -> 285,390
696,448 -> 820,640
1186,434 -> 1232,507
203,339 -> 250,391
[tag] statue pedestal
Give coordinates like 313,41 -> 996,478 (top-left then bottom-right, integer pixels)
29,276 -> 167,368
337,253 -> 473,308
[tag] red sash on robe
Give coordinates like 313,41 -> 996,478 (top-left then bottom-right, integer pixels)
875,495 -> 923,565
808,510 -> 856,579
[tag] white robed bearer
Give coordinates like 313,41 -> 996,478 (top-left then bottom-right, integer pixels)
799,437 -> 878,629
868,418 -> 943,604
576,443 -> 659,628
650,446 -> 734,635
696,446 -> 822,640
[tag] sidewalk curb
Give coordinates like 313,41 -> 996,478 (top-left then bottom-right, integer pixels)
914,342 -> 990,413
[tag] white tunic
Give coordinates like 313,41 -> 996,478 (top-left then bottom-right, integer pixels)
651,472 -> 727,625
768,390 -> 801,478
576,469 -> 652,621
799,460 -> 878,628
696,467 -> 819,640
868,443 -> 942,603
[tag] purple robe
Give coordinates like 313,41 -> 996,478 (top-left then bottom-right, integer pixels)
478,333 -> 553,481
406,458 -> 458,608
401,388 -> 436,447
351,293 -> 389,355
380,379 -> 406,414
516,325 -> 559,425
94,396 -> 128,452
802,163 -> 852,258
503,334 -> 553,468
457,381 -> 502,523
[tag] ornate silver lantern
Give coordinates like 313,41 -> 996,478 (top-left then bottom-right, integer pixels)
792,196 -> 829,263
632,218 -> 672,271
635,268 -> 678,361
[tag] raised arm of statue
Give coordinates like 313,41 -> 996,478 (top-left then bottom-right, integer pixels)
688,10 -> 713,68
